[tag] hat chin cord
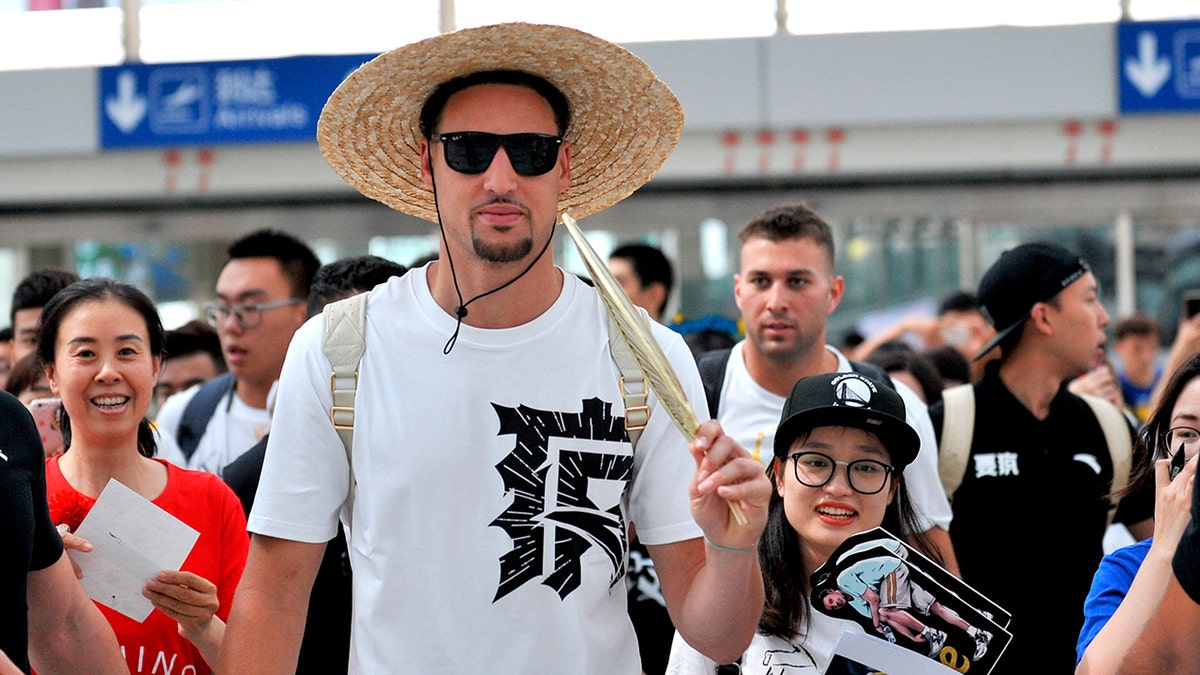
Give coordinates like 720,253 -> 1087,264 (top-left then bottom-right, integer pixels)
429,166 -> 556,355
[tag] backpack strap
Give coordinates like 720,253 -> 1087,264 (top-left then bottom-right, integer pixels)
1078,393 -> 1134,527
176,372 -> 236,462
317,293 -> 660,522
697,348 -> 732,419
938,383 -> 976,502
608,311 -> 649,449
322,292 -> 369,529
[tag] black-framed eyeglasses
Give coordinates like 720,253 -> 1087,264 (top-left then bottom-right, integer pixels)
432,132 -> 563,176
788,451 -> 895,495
1163,426 -> 1200,457
203,298 -> 304,330
1160,426 -> 1200,479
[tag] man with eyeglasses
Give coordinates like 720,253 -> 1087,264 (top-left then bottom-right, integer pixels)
155,229 -> 318,475
220,23 -> 772,674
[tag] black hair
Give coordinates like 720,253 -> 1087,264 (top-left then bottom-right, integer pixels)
1128,352 -> 1200,497
1114,313 -> 1161,341
164,320 -> 226,373
841,328 -> 865,351
683,329 -> 737,362
11,268 -> 81,326
937,291 -> 980,315
37,278 -> 164,459
227,230 -> 321,300
307,255 -> 408,317
419,70 -> 571,138
610,243 -> 674,317
922,345 -> 972,387
866,342 -> 945,405
757,444 -> 940,641
739,203 -> 835,270
409,252 -> 440,269
0,326 -> 11,342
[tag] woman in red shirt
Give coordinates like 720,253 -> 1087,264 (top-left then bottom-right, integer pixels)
37,278 -> 248,675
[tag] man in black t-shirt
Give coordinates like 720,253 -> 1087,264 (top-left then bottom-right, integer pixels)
0,390 -> 125,674
930,243 -> 1154,673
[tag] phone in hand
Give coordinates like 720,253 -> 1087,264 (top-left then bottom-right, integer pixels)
1170,445 -> 1187,481
1184,289 -> 1200,320
28,396 -> 64,458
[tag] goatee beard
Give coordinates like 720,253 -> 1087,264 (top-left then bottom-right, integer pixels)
473,235 -> 534,263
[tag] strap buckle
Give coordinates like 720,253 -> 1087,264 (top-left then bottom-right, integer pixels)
329,370 -> 359,431
620,375 -> 650,433
330,405 -> 355,431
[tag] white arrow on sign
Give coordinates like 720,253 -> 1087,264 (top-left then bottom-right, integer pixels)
1125,31 -> 1171,98
105,70 -> 148,134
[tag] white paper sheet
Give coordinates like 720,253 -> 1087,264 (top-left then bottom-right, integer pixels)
69,479 -> 200,622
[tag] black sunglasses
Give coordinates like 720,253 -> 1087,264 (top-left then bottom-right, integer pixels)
432,132 -> 563,176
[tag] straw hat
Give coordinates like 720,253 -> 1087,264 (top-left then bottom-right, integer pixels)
317,23 -> 684,224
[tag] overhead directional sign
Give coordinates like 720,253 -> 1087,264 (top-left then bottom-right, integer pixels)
1118,20 -> 1200,114
99,54 -> 376,149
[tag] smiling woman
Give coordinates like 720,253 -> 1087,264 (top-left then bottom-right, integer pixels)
33,277 -> 249,675
666,371 -> 941,674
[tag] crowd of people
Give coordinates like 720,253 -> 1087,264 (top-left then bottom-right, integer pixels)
4,19 -> 1200,675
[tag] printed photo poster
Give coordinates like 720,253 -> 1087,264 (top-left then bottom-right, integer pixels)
810,528 -> 1011,675
824,630 -> 958,675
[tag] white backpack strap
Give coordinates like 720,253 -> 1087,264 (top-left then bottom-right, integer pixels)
938,384 -> 976,502
322,292 -> 369,528
607,310 -> 650,450
1079,394 -> 1133,527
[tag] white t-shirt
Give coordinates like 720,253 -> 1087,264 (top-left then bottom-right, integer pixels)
716,341 -> 952,531
249,269 -> 705,674
154,379 -> 272,474
666,612 -> 861,674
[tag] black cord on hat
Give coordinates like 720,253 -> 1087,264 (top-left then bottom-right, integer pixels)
429,165 -> 556,355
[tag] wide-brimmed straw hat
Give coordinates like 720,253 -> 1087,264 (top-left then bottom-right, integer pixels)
317,22 -> 684,224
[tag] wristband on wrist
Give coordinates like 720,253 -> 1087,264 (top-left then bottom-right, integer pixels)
703,535 -> 757,554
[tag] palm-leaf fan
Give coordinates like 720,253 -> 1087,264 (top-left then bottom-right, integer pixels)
562,213 -> 747,526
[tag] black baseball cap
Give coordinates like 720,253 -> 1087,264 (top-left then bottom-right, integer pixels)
973,242 -> 1090,362
773,372 -> 919,471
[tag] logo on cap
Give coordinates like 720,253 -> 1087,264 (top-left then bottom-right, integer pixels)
831,373 -> 876,408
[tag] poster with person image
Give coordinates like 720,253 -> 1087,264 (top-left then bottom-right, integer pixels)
811,528 -> 1011,674
824,630 -> 958,675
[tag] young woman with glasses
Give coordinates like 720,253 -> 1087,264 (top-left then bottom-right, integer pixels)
1075,353 -> 1200,674
667,372 -> 940,674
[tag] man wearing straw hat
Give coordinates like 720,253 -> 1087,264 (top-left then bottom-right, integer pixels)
220,23 -> 772,674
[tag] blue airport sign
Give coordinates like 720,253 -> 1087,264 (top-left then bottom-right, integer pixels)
1118,20 -> 1200,114
99,54 -> 376,149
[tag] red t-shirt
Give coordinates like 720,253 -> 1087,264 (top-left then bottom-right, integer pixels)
45,457 -> 249,675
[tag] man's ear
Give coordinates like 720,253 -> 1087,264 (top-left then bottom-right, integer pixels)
826,275 -> 845,316
1028,301 -> 1055,336
648,282 -> 668,317
419,139 -> 433,189
557,141 -> 572,192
